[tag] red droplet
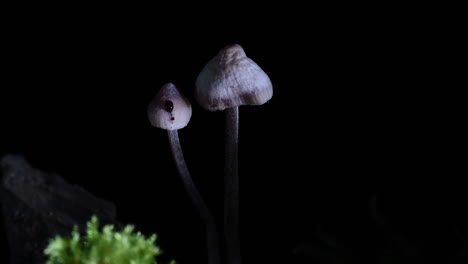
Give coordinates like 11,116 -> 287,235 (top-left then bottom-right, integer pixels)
165,100 -> 174,113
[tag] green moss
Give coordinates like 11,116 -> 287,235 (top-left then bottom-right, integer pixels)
44,216 -> 174,264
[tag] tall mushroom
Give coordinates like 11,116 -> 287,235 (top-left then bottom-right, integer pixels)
195,44 -> 273,264
148,83 -> 220,264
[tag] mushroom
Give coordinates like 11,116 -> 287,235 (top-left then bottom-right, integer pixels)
148,83 -> 220,264
195,44 -> 273,264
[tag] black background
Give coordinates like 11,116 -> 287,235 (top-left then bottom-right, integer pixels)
0,6 -> 464,264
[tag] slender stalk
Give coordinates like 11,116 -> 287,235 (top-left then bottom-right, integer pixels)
167,130 -> 220,264
225,107 -> 240,264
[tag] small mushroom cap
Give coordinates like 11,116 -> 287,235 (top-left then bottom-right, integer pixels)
148,83 -> 192,130
195,44 -> 273,111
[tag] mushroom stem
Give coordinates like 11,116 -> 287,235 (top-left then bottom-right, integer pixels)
224,107 -> 240,264
167,130 -> 220,264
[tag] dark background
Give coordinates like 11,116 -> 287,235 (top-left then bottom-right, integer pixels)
0,7 -> 464,263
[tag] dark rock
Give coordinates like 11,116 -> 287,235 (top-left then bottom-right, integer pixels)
0,155 -> 117,264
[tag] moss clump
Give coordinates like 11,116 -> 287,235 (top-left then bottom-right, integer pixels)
44,216 -> 174,264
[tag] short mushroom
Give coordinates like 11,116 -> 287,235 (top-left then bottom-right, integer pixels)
147,83 -> 192,131
195,44 -> 273,264
148,83 -> 220,264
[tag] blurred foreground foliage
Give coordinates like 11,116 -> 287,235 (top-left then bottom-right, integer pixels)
44,216 -> 174,264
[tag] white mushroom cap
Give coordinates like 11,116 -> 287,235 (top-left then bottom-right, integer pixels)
195,44 -> 273,111
148,83 -> 192,130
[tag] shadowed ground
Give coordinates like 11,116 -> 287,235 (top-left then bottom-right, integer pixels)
0,155 -> 117,264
